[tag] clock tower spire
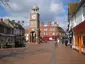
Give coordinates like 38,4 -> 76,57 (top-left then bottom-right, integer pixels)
29,5 -> 40,43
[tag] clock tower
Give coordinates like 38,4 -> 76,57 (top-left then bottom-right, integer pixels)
29,5 -> 40,43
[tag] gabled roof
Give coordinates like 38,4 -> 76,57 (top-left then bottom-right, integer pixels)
57,26 -> 65,33
9,20 -> 24,30
3,19 -> 14,28
0,20 -> 12,28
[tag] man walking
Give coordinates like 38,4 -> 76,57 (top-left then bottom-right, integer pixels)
65,39 -> 68,46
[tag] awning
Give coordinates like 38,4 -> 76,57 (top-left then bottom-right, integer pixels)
73,21 -> 85,33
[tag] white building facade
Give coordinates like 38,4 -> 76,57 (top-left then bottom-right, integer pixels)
69,1 -> 85,53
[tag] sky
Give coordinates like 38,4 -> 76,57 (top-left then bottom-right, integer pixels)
0,0 -> 80,30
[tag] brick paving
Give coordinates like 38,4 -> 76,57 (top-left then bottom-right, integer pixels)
0,41 -> 54,64
56,44 -> 85,64
0,41 -> 85,64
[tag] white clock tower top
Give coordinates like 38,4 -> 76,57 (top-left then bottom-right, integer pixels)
32,5 -> 39,13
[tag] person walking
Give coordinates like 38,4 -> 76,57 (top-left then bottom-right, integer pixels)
65,39 -> 68,46
55,41 -> 57,47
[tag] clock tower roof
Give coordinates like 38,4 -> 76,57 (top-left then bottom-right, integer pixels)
32,5 -> 39,10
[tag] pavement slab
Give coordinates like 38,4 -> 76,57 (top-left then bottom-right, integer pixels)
0,41 -> 85,64
56,44 -> 85,64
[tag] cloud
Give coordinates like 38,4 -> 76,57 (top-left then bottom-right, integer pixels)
50,2 -> 65,14
54,15 -> 68,31
1,0 -> 68,30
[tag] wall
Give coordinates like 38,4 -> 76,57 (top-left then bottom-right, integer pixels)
75,6 -> 83,26
69,5 -> 84,29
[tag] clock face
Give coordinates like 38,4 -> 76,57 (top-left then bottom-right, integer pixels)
32,14 -> 36,19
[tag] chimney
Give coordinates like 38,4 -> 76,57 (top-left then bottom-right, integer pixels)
12,20 -> 15,22
40,22 -> 44,27
0,18 -> 3,22
48,21 -> 51,26
54,21 -> 58,26
18,21 -> 20,24
54,21 -> 57,24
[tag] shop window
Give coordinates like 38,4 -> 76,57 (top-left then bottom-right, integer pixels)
83,6 -> 85,20
83,36 -> 85,46
76,37 -> 79,45
75,36 -> 79,46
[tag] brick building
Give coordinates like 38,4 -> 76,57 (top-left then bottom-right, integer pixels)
25,21 -> 65,42
40,21 -> 65,41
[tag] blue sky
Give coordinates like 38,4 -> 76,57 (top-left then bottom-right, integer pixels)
0,0 -> 80,30
0,4 -> 9,17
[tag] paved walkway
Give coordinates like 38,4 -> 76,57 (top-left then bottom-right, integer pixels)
56,43 -> 85,64
0,41 -> 85,64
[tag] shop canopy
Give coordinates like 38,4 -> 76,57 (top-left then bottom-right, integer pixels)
73,21 -> 85,33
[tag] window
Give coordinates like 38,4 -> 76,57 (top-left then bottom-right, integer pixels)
83,36 -> 85,46
53,28 -> 55,31
76,7 -> 82,25
56,33 -> 58,35
83,6 -> 85,20
52,33 -> 55,35
44,32 -> 45,35
44,28 -> 47,31
51,32 -> 52,35
44,32 -> 47,35
50,28 -> 52,31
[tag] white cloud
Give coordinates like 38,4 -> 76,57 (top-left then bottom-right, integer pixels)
8,2 -> 21,11
54,15 -> 68,31
50,3 -> 65,14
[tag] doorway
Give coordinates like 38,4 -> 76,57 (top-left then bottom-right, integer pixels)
29,31 -> 36,42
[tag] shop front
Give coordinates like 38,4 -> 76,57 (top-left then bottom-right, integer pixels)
42,36 -> 58,41
73,21 -> 85,53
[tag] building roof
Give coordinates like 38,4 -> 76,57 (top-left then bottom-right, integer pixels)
73,20 -> 85,33
17,23 -> 24,30
32,5 -> 39,10
57,26 -> 65,33
0,19 -> 12,28
3,19 -> 14,28
68,2 -> 80,16
68,0 -> 85,18
10,20 -> 24,30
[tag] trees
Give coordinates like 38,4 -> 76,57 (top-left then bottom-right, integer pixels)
0,0 -> 11,9
0,0 -> 10,4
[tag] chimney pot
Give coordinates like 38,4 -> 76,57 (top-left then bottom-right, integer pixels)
48,21 -> 51,26
0,18 -> 3,22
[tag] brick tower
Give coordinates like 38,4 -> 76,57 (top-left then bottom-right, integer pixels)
29,5 -> 40,43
